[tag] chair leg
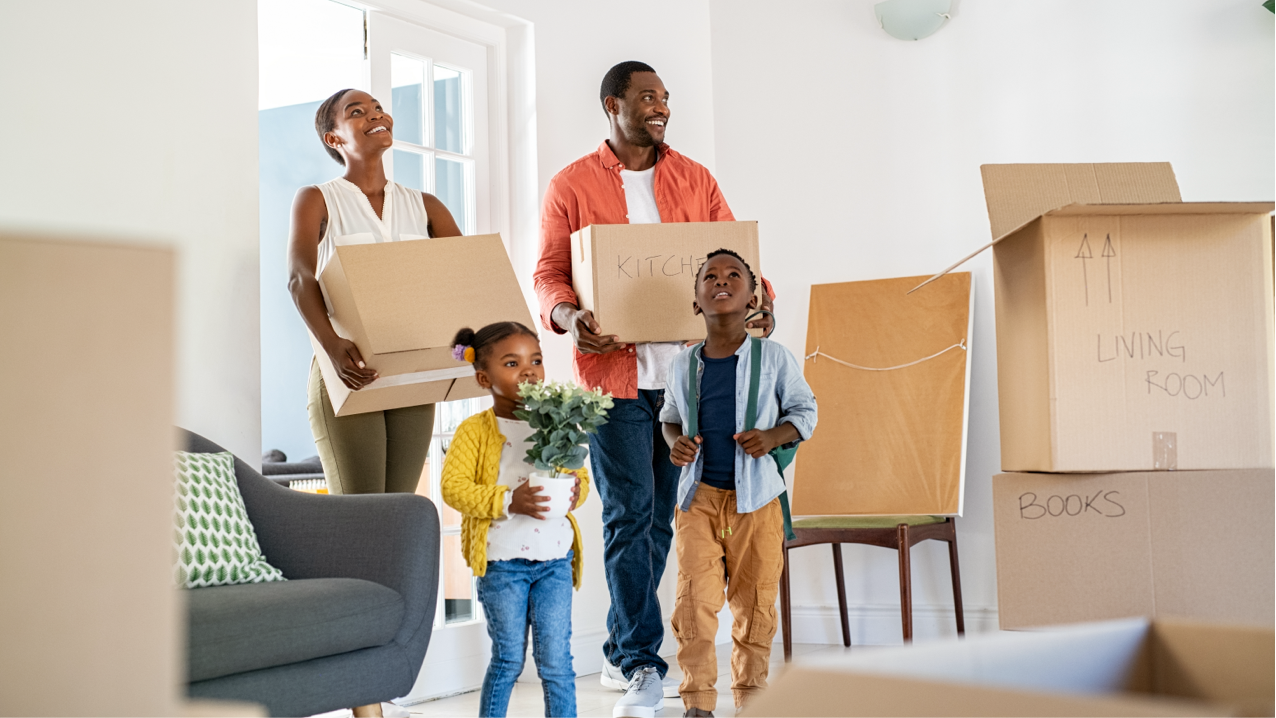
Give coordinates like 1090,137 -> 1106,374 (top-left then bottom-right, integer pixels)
947,522 -> 966,636
831,544 -> 851,647
898,523 -> 913,643
781,544 -> 793,662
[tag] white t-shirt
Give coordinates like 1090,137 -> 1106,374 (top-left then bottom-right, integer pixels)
487,417 -> 574,562
620,165 -> 685,391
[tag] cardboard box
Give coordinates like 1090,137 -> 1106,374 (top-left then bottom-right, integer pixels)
917,163 -> 1275,472
795,273 -> 973,516
745,618 -> 1274,717
993,470 -> 1275,630
1,234 -> 183,715
313,233 -> 534,416
570,222 -> 761,343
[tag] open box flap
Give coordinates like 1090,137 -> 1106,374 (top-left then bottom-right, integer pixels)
909,163 -> 1182,294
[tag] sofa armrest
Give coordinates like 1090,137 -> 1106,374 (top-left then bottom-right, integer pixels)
180,429 -> 441,654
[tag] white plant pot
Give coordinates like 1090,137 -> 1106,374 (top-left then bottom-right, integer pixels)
528,471 -> 576,520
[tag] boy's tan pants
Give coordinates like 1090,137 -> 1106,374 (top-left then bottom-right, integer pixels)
672,485 -> 784,711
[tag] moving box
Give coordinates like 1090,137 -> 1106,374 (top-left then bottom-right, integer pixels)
312,233 -> 533,416
570,222 -> 761,343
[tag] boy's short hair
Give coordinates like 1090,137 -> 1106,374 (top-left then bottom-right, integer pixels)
694,248 -> 757,292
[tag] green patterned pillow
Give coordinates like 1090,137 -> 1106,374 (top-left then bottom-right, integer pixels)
173,451 -> 286,588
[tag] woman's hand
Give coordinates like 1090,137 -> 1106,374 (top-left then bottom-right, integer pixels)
510,481 -> 549,520
670,435 -> 702,467
324,337 -> 379,390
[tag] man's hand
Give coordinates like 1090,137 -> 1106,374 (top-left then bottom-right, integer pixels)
552,302 -> 627,355
509,481 -> 549,519
323,337 -> 379,390
670,435 -> 702,467
746,293 -> 776,337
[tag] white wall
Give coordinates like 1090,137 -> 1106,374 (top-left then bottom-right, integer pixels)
0,1 -> 261,463
708,0 -> 1275,643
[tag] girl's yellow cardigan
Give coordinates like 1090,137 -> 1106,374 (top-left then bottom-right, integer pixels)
440,408 -> 590,589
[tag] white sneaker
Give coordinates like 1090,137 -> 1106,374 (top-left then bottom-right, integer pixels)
601,658 -> 629,691
382,703 -> 410,718
602,658 -> 681,697
613,666 -> 665,718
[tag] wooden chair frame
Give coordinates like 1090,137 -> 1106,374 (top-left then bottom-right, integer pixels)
779,516 -> 965,661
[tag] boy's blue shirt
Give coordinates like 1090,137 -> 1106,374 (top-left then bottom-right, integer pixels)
660,335 -> 818,514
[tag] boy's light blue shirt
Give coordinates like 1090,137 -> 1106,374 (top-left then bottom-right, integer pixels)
659,336 -> 818,514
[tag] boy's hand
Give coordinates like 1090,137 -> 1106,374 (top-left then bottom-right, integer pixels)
510,481 -> 549,520
670,435 -> 702,467
734,428 -> 781,459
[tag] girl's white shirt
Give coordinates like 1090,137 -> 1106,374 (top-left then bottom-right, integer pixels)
487,417 -> 574,562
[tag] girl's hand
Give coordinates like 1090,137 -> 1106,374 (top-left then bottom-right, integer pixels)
509,481 -> 549,520
670,435 -> 702,467
324,337 -> 378,390
733,429 -> 779,459
570,475 -> 582,509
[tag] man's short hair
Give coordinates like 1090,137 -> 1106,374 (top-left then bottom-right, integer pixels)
600,61 -> 656,113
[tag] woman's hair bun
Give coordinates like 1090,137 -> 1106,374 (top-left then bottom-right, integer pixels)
451,327 -> 477,348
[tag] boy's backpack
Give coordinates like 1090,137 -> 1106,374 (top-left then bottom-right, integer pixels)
686,333 -> 798,541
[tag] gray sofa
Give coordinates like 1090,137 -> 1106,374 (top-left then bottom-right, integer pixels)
181,430 -> 440,717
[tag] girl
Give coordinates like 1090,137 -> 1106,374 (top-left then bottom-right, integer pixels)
441,322 -> 588,718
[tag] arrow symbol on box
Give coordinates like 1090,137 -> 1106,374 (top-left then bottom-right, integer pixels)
1075,234 -> 1093,307
1101,234 -> 1116,304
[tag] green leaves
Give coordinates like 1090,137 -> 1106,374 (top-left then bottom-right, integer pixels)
515,380 -> 613,473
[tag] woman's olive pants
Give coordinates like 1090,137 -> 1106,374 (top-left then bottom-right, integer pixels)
307,358 -> 435,495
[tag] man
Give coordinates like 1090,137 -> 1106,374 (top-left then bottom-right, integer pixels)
534,61 -> 773,718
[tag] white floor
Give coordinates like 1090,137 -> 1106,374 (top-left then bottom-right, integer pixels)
400,643 -> 851,718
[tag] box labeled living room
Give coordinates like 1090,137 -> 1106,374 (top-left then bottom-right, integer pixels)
919,162 -> 1275,473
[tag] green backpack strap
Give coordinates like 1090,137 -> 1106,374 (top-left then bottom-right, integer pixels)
746,336 -> 797,542
686,342 -> 703,440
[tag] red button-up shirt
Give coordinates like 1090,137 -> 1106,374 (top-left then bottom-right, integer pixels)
534,141 -> 737,399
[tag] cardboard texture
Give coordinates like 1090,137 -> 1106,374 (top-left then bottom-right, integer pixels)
794,273 -> 973,516
0,234 -> 182,715
570,222 -> 761,343
993,470 -> 1275,630
744,617 -> 1274,717
313,233 -> 534,416
918,162 -> 1275,472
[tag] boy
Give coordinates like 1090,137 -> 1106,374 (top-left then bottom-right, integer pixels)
659,249 -> 818,717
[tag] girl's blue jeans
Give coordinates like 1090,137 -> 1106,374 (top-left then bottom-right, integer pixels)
476,553 -> 576,717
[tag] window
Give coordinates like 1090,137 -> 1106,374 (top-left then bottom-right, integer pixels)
260,0 -> 509,699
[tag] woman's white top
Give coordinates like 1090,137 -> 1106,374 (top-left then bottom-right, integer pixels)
314,177 -> 433,275
487,417 -> 573,562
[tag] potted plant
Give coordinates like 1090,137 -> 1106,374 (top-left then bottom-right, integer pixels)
515,380 -> 613,517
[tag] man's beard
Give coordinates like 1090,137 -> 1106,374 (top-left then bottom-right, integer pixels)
623,117 -> 657,147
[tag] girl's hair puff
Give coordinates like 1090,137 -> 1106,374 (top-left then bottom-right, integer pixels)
451,322 -> 538,369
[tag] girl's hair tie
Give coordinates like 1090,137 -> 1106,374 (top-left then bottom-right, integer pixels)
452,344 -> 475,363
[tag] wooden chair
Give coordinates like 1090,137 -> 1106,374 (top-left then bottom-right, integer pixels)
779,515 -> 964,661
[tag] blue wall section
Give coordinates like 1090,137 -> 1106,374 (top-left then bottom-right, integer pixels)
259,99 -> 341,460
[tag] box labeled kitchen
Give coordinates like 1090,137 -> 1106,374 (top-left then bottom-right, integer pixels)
570,221 -> 761,343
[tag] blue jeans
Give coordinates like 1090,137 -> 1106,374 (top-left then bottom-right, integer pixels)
477,554 -> 576,718
589,389 -> 679,679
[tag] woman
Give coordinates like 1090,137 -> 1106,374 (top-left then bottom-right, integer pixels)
287,87 -> 459,716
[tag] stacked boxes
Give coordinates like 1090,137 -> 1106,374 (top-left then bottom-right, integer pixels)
928,163 -> 1275,629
